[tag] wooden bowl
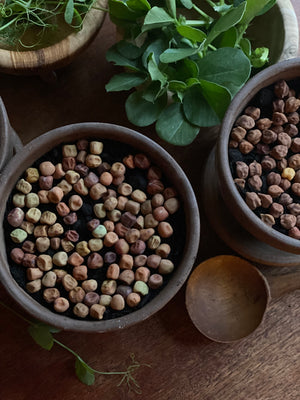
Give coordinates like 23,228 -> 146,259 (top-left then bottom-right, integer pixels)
0,97 -> 18,171
0,0 -> 107,76
217,58 -> 300,256
0,123 -> 200,332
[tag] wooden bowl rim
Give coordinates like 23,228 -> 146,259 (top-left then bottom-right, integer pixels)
0,122 -> 200,332
217,57 -> 300,254
0,0 -> 107,72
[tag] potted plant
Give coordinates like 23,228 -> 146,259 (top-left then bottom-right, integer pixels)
105,0 -> 299,146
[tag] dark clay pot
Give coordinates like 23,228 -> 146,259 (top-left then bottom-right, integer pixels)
0,122 -> 200,332
215,58 -> 300,258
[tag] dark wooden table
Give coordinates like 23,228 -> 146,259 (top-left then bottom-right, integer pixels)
0,2 -> 299,399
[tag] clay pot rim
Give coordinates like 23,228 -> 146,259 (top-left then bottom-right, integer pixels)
0,122 -> 200,332
0,0 -> 107,74
217,57 -> 300,255
0,97 -> 14,171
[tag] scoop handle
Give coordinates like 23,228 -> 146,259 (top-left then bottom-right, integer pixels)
267,269 -> 300,299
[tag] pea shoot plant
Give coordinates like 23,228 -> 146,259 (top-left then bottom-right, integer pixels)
0,300 -> 149,393
0,0 -> 101,49
105,0 -> 276,146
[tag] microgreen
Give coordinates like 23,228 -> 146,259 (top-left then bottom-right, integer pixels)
0,300 -> 150,393
0,0 -> 105,50
106,0 -> 276,146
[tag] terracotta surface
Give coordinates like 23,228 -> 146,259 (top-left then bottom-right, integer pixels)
0,2 -> 299,399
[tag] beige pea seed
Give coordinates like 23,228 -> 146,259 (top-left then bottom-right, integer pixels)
101,279 -> 117,295
16,179 -> 32,194
26,268 -> 43,281
33,224 -> 48,238
63,144 -> 78,158
48,223 -> 64,237
110,294 -> 125,311
88,238 -> 103,252
43,288 -> 60,303
69,287 -> 85,303
36,254 -> 53,271
76,241 -> 91,257
73,303 -> 89,318
90,141 -> 103,155
42,271 -> 57,287
35,237 -> 50,253
25,193 -> 40,208
99,294 -> 112,306
65,170 -> 80,185
62,274 -> 78,291
90,304 -> 106,320
13,193 -> 25,208
82,279 -> 98,292
40,211 -> 57,225
53,269 -> 67,283
85,154 -> 102,168
20,221 -> 35,235
57,179 -> 73,195
156,243 -> 171,258
93,203 -> 106,219
131,189 -> 147,203
158,259 -> 174,274
26,279 -> 42,293
26,208 -> 41,224
52,251 -> 68,266
61,238 -> 75,252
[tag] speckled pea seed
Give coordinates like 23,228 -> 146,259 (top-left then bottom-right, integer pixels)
85,154 -> 102,168
118,269 -> 135,285
62,274 -> 78,291
10,228 -> 27,243
155,243 -> 171,258
16,178 -> 32,194
57,180 -> 73,195
106,263 -> 120,280
280,214 -> 297,229
158,259 -> 174,274
20,221 -> 34,235
101,279 -> 117,295
82,279 -> 98,292
52,251 -> 68,266
43,288 -> 60,303
116,285 -> 132,299
147,235 -> 161,250
38,190 -> 50,204
26,279 -> 42,293
289,227 -> 300,239
54,297 -> 69,312
260,214 -> 275,227
269,203 -> 284,218
39,176 -> 53,190
42,271 -> 57,287
22,253 -> 37,268
126,293 -> 141,308
115,238 -> 130,255
50,237 -> 61,250
141,200 -> 152,215
61,239 -> 75,252
87,253 -> 103,269
26,267 -> 43,280
125,200 -> 140,215
135,267 -> 150,283
73,265 -> 88,281
63,144 -> 77,158
10,247 -> 24,264
73,179 -> 89,196
146,254 -> 161,269
133,281 -> 149,296
25,167 -> 39,183
84,292 -> 100,307
158,222 -> 173,238
76,241 -> 90,257
7,207 -> 24,227
36,254 -> 53,271
68,252 -> 84,267
48,223 -> 64,237
118,182 -> 132,196
33,225 -> 48,238
40,211 -> 57,225
164,199 -> 179,214
56,202 -> 70,217
90,304 -> 106,320
73,303 -> 89,318
148,274 -> 163,289
291,183 -> 300,196
68,195 -> 83,211
69,286 -> 86,303
103,231 -> 119,247
144,214 -> 159,228
63,213 -> 77,226
93,203 -> 106,219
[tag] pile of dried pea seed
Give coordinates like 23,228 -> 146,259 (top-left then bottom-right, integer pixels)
5,138 -> 182,320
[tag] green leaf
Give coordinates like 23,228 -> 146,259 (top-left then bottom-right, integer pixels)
160,47 -> 198,63
196,47 -> 251,96
183,82 -> 231,127
176,25 -> 206,43
168,80 -> 187,92
206,1 -> 246,44
179,0 -> 193,10
175,58 -> 199,81
64,0 -> 74,25
142,7 -> 174,32
148,53 -> 167,87
250,47 -> 269,68
142,38 -> 167,68
239,37 -> 251,57
239,0 -> 275,25
108,0 -> 140,22
125,91 -> 167,126
28,323 -> 55,350
106,45 -> 140,71
257,0 -> 276,16
166,0 -> 176,18
127,0 -> 151,13
116,40 -> 144,60
75,357 -> 95,386
105,72 -> 146,92
156,103 -> 199,146
213,26 -> 237,48
142,81 -> 165,102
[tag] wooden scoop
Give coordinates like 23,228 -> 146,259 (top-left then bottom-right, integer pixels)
185,255 -> 300,343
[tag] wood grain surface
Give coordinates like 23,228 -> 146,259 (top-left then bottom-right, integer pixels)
0,2 -> 299,399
